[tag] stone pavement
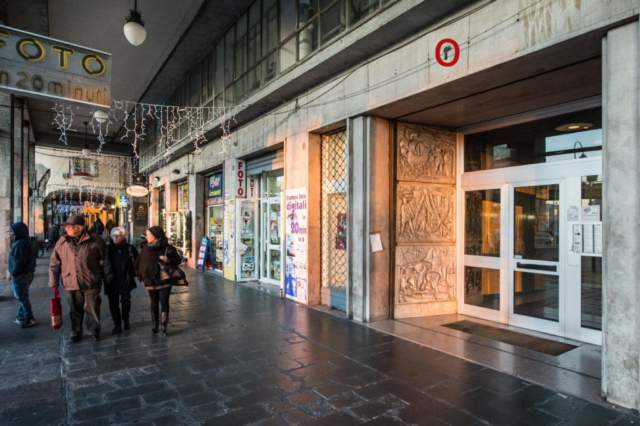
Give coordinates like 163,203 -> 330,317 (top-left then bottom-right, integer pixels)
0,255 -> 638,426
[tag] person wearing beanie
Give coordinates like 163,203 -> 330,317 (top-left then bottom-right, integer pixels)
106,227 -> 138,335
49,214 -> 114,342
134,226 -> 181,335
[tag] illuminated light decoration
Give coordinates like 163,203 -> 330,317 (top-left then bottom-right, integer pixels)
124,0 -> 147,46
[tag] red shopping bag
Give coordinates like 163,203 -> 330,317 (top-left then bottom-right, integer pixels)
51,287 -> 62,330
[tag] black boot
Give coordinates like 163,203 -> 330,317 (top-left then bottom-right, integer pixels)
161,312 -> 169,336
151,307 -> 159,333
111,324 -> 122,335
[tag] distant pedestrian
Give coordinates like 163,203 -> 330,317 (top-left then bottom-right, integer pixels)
49,214 -> 114,342
9,222 -> 37,328
46,224 -> 60,252
94,218 -> 105,238
105,219 -> 115,236
134,226 -> 181,336
106,227 -> 138,335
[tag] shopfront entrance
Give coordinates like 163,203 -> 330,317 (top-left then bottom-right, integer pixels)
461,105 -> 603,345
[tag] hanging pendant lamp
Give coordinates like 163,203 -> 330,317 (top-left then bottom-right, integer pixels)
124,0 -> 147,46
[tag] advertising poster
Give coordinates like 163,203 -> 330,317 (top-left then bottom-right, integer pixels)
285,188 -> 308,303
207,173 -> 223,205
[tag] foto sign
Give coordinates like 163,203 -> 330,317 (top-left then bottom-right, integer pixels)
0,24 -> 111,107
236,160 -> 246,198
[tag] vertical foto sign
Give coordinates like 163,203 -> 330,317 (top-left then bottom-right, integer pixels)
236,160 -> 246,198
0,24 -> 111,107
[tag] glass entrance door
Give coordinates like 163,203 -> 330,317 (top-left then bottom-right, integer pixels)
261,199 -> 282,286
509,182 -> 563,336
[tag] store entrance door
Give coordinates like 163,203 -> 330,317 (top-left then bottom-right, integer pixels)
261,198 -> 282,286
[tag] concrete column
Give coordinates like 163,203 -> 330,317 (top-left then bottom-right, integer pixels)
150,187 -> 160,227
12,98 -> 23,223
307,134 -> 322,306
602,21 -> 640,411
188,171 -> 205,268
348,116 -> 391,322
0,93 -> 11,280
28,141 -> 35,234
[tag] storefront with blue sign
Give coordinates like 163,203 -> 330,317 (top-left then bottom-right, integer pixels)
206,172 -> 224,273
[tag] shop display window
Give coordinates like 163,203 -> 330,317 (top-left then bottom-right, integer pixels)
239,201 -> 258,279
207,205 -> 224,271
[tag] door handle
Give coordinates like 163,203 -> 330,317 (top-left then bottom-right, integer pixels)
516,263 -> 557,272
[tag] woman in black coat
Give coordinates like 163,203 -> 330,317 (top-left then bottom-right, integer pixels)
134,226 -> 181,336
106,227 -> 139,334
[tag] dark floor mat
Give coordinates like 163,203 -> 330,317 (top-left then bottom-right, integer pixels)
442,320 -> 577,356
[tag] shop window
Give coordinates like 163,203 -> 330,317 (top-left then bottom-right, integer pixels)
349,0 -> 379,26
321,1 -> 346,45
236,12 -> 248,78
464,267 -> 500,310
248,2 -> 261,67
263,169 -> 284,198
280,0 -> 297,41
298,19 -> 318,61
465,189 -> 500,257
279,37 -> 297,72
262,0 -> 278,54
299,0 -> 318,28
465,107 -> 602,172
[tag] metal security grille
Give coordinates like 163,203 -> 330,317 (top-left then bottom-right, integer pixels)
321,128 -> 348,294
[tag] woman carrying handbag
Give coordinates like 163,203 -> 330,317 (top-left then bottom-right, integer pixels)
134,226 -> 182,336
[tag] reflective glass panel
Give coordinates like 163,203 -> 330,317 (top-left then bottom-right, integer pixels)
465,267 -> 500,310
465,189 -> 500,257
262,0 -> 278,53
269,203 -> 281,245
582,175 -> 602,221
581,256 -> 602,330
298,0 -> 318,27
298,18 -> 318,61
349,0 -> 379,25
270,248 -> 281,280
224,27 -> 235,85
248,2 -> 261,67
262,52 -> 277,84
239,201 -> 257,279
247,66 -> 261,95
321,1 -> 345,45
236,12 -> 248,78
280,0 -> 297,41
514,271 -> 559,321
279,36 -> 296,72
465,107 -> 602,172
514,185 -> 559,261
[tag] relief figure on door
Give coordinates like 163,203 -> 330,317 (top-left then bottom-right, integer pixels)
396,183 -> 455,244
396,245 -> 456,304
397,123 -> 456,184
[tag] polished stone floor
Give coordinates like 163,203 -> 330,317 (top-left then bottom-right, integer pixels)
0,255 -> 637,426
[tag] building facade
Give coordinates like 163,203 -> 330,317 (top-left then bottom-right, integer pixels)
140,0 -> 640,411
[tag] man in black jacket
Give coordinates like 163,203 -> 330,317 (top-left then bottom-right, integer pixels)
9,222 -> 37,328
49,214 -> 114,342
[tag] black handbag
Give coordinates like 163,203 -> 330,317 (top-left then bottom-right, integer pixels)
159,248 -> 189,286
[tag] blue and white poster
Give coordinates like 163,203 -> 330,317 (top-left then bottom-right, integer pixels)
207,173 -> 223,205
285,188 -> 307,303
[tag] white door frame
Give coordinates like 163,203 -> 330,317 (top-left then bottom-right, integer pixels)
459,158 -> 602,344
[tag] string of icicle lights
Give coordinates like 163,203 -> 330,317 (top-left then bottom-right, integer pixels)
52,100 -> 238,157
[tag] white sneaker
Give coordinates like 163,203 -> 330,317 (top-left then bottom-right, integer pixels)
13,318 -> 23,325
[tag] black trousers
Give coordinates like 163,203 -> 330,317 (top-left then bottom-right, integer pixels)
107,291 -> 132,326
148,287 -> 171,318
65,288 -> 101,336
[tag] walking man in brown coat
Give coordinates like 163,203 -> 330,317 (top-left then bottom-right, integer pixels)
49,214 -> 114,342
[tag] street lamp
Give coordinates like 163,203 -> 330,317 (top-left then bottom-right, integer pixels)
124,0 -> 147,46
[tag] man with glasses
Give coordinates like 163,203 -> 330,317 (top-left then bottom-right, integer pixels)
106,227 -> 139,334
49,214 -> 114,342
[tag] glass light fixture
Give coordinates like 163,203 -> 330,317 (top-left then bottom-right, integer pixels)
124,0 -> 147,46
93,110 -> 108,124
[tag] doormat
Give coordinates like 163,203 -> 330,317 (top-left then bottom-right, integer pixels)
442,320 -> 577,356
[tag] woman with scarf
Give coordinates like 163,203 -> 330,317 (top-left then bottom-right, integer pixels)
106,227 -> 138,334
134,226 -> 181,335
